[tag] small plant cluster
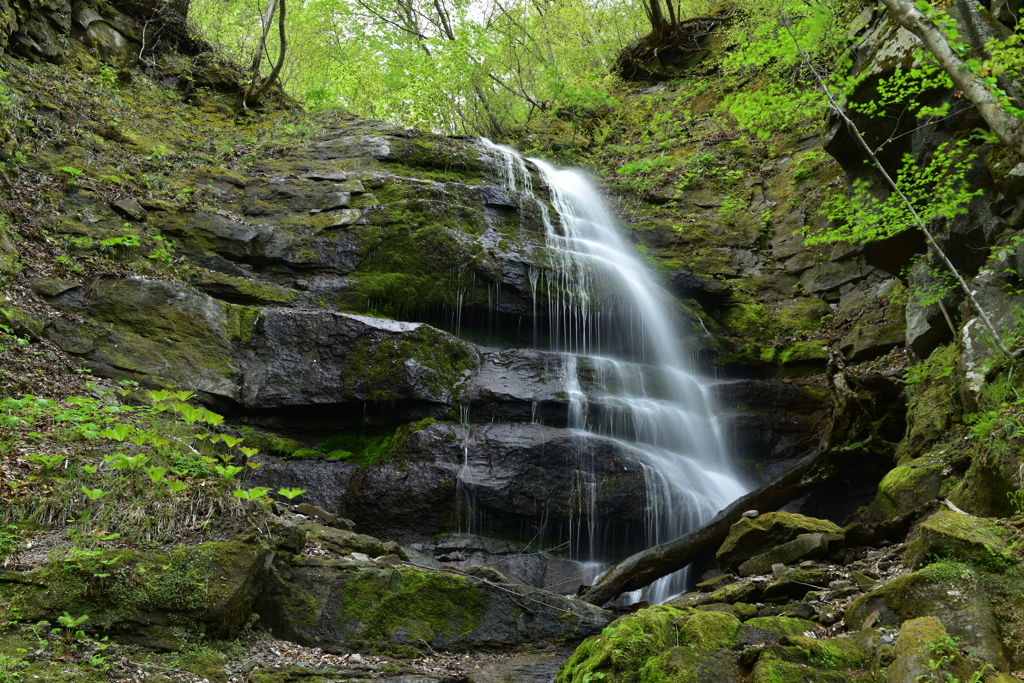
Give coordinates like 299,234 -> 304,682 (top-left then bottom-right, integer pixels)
1,381 -> 304,542
915,634 -> 992,683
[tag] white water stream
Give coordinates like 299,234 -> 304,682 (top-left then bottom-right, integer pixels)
477,140 -> 747,603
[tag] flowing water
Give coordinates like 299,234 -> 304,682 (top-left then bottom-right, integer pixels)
475,140 -> 747,603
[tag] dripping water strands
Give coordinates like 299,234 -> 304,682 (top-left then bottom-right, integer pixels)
470,139 -> 747,603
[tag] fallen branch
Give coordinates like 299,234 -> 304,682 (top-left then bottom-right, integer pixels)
576,444 -> 829,606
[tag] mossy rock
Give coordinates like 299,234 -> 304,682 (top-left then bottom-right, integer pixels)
555,606 -> 683,683
293,519 -> 406,559
866,457 -> 945,522
716,512 -> 844,572
894,344 -> 960,465
844,563 -> 1006,669
762,568 -> 828,603
42,276 -> 239,397
0,541 -> 272,648
743,616 -> 815,639
782,635 -> 866,670
777,340 -> 829,366
638,646 -> 744,683
238,426 -> 301,456
903,509 -> 1010,570
260,558 -> 610,656
748,659 -> 872,683
0,222 -> 21,285
677,610 -> 741,649
0,304 -> 44,339
886,616 -> 986,683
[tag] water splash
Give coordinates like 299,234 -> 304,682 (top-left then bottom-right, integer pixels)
476,139 -> 746,603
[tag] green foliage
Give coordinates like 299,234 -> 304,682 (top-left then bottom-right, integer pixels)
1,386 -> 269,541
0,525 -> 21,563
806,139 -> 982,246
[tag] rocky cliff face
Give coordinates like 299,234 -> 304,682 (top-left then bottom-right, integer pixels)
2,0 -> 1023,616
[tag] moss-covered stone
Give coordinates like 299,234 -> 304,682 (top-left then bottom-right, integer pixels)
716,512 -> 844,572
555,606 -> 684,683
743,616 -> 815,639
261,558 -> 610,655
338,567 -> 485,650
676,610 -> 741,649
0,541 -> 272,648
844,563 -> 1006,668
867,457 -> 945,521
783,635 -> 866,670
638,646 -> 744,683
238,426 -> 301,456
903,509 -> 1010,570
895,344 -> 960,465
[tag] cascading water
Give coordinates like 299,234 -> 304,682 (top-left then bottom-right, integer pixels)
474,139 -> 747,603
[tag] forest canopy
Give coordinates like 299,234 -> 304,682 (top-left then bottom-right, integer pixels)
187,0 -> 852,137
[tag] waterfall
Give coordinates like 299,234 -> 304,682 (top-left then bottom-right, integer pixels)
476,140 -> 747,603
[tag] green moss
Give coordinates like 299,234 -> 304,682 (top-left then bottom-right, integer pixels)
743,616 -> 815,638
677,610 -> 740,649
777,341 -> 828,365
238,427 -> 301,456
784,636 -> 865,669
1,541 -> 262,639
749,659 -> 870,683
340,324 -> 477,403
223,304 -> 262,344
555,606 -> 684,683
338,567 -> 485,653
0,305 -> 44,339
0,221 -> 21,286
341,218 -> 488,317
290,448 -> 322,459
870,459 -> 945,520
314,419 -> 439,467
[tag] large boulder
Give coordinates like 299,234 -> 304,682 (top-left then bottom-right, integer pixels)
257,555 -> 611,655
716,512 -> 845,573
0,541 -> 273,650
903,510 -> 1011,570
845,564 -> 1007,669
35,275 -> 479,413
341,422 -> 651,555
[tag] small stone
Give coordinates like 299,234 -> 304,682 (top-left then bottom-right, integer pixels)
878,561 -> 894,571
866,550 -> 884,559
799,560 -> 818,568
350,552 -> 370,562
111,198 -> 147,221
784,602 -> 816,620
818,610 -> 841,625
742,510 -> 760,518
771,563 -> 788,575
879,635 -> 894,646
305,170 -> 348,181
349,654 -> 362,664
321,191 -> 351,210
240,659 -> 259,673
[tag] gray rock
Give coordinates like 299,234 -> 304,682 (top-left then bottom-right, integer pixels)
343,422 -> 651,557
257,557 -> 612,654
846,567 -> 1006,669
737,533 -> 831,577
905,259 -> 962,360
111,198 -> 147,221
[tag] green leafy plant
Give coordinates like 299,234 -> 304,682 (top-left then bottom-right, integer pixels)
277,487 -> 306,500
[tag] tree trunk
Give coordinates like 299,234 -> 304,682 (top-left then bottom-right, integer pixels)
243,0 -> 287,108
879,0 -> 1024,157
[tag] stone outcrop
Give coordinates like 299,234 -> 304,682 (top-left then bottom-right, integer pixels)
715,512 -> 845,573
